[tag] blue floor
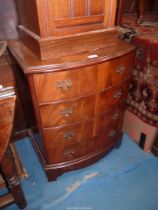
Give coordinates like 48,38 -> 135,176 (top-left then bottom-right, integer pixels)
4,134 -> 158,210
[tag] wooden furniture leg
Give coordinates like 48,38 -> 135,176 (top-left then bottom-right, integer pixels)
0,148 -> 26,209
137,0 -> 145,24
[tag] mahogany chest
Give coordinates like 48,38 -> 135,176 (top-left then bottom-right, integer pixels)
9,31 -> 135,181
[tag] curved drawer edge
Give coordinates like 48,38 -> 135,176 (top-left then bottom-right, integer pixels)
29,128 -> 122,181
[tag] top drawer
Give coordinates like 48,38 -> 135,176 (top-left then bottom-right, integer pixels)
98,52 -> 134,90
33,65 -> 98,104
33,53 -> 134,103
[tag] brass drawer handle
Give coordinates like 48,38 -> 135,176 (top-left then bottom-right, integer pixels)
64,149 -> 75,158
116,66 -> 125,74
63,131 -> 75,139
111,113 -> 119,120
57,79 -> 72,91
108,130 -> 116,137
59,108 -> 73,117
113,90 -> 122,99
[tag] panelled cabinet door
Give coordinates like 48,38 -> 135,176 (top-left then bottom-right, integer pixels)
48,0 -> 117,36
15,0 -> 117,60
16,0 -> 117,37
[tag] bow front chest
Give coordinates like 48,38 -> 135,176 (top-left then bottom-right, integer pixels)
9,31 -> 135,181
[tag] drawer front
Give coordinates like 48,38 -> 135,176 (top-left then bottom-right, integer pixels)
43,120 -> 94,151
95,106 -> 124,148
39,94 -> 95,127
33,53 -> 133,104
96,128 -> 122,149
39,80 -> 129,128
33,65 -> 98,103
44,120 -> 93,163
47,143 -> 88,164
97,79 -> 130,114
95,104 -> 125,134
98,52 -> 134,90
43,105 -> 124,164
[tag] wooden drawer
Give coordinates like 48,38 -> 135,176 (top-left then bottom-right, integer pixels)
43,120 -> 94,151
47,143 -> 88,164
47,130 -> 122,164
39,94 -> 95,127
33,65 -> 98,103
95,106 -> 124,148
109,53 -> 133,85
33,53 -> 133,104
97,79 -> 130,114
97,53 -> 134,90
43,104 -> 124,163
96,129 -> 122,149
44,120 -> 93,163
95,104 -> 125,134
39,79 -> 129,128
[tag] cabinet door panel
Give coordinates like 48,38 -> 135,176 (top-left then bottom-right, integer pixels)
74,0 -> 87,17
90,0 -> 105,15
50,0 -> 107,36
53,0 -> 70,19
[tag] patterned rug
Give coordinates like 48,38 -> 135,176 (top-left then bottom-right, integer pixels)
121,13 -> 158,126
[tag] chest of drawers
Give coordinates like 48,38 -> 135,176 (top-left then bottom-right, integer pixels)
9,31 -> 135,181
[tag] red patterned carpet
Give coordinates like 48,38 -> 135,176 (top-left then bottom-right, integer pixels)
122,13 -> 158,126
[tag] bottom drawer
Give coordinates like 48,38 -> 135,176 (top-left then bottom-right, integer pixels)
96,127 -> 122,149
46,129 -> 122,164
47,143 -> 88,164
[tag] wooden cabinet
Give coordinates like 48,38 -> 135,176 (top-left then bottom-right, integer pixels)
16,0 -> 116,36
15,0 -> 117,60
9,31 -> 135,181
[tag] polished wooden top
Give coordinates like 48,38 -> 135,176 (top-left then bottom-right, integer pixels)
8,30 -> 135,74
